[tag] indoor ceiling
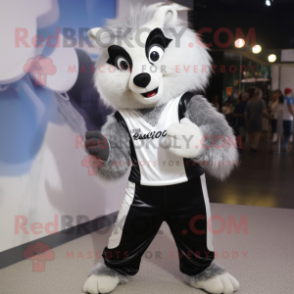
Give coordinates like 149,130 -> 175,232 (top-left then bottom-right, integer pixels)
189,0 -> 294,65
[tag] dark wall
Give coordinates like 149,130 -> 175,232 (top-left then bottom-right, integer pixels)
206,52 -> 224,107
189,0 -> 294,50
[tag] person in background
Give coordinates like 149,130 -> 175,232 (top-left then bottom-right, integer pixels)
222,101 -> 233,115
245,88 -> 270,153
222,100 -> 234,126
282,88 -> 294,153
246,86 -> 256,101
269,89 -> 283,143
212,93 -> 220,111
233,91 -> 249,141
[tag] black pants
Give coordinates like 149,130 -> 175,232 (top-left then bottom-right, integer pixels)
283,120 -> 293,150
102,176 -> 214,276
271,119 -> 277,133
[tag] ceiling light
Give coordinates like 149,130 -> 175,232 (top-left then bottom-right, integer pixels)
268,54 -> 277,62
235,38 -> 245,48
252,45 -> 262,54
265,0 -> 271,6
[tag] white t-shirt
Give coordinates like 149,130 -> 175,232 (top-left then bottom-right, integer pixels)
119,94 -> 188,186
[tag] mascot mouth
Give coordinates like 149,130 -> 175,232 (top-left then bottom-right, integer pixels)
141,88 -> 159,98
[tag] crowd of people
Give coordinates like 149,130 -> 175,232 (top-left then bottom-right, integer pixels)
213,87 -> 294,154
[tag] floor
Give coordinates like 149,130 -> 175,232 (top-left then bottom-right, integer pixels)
1,133 -> 293,294
207,133 -> 294,209
1,203 -> 293,294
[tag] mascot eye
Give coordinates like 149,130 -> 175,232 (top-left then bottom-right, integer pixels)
148,46 -> 164,63
116,57 -> 130,71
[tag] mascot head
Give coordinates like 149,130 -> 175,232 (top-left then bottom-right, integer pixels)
88,3 -> 211,109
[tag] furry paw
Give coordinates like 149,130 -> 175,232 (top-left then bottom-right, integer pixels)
83,274 -> 120,294
83,263 -> 128,294
190,272 -> 240,294
85,131 -> 110,161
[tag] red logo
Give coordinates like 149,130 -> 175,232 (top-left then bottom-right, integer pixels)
23,242 -> 55,272
23,55 -> 56,86
82,155 -> 104,175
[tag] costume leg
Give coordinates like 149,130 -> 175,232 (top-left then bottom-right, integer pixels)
165,175 -> 214,276
164,175 -> 240,293
102,181 -> 164,276
83,182 -> 164,293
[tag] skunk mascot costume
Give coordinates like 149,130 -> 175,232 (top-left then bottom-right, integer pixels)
83,3 -> 240,294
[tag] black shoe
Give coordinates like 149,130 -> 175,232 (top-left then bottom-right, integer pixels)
250,148 -> 257,154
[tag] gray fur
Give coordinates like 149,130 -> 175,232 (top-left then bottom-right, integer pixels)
136,103 -> 167,126
95,113 -> 131,180
92,263 -> 128,284
187,262 -> 226,284
185,95 -> 239,181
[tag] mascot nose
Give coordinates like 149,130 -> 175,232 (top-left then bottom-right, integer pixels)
133,73 -> 151,88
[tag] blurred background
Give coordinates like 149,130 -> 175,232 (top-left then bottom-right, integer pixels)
0,0 -> 293,269
188,0 -> 294,210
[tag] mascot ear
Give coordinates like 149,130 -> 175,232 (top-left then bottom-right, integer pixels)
150,5 -> 178,28
87,27 -> 101,43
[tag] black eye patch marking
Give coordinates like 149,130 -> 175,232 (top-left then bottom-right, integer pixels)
145,28 -> 172,63
107,45 -> 133,70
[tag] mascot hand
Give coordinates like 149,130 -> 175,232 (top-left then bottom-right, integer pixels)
85,131 -> 110,161
166,118 -> 203,159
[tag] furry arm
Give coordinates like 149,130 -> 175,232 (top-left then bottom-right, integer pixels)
88,113 -> 131,180
185,95 -> 239,180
